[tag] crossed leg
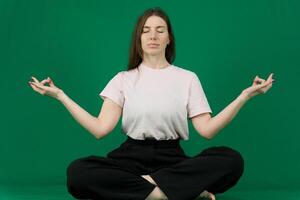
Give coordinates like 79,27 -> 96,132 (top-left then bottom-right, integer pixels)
141,175 -> 216,200
142,175 -> 168,200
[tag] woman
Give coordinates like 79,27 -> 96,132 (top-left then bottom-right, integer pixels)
28,7 -> 274,200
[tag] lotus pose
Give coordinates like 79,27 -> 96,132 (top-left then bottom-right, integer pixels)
29,7 -> 274,200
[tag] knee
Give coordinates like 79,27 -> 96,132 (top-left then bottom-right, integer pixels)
66,158 -> 90,198
220,146 -> 244,177
203,146 -> 244,176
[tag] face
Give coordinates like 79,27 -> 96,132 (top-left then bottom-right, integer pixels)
141,15 -> 170,56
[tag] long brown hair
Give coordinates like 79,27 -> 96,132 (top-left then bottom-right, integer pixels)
127,7 -> 176,71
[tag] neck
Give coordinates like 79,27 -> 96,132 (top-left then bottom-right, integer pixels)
142,54 -> 170,69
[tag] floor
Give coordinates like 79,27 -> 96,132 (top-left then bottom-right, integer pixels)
0,185 -> 299,200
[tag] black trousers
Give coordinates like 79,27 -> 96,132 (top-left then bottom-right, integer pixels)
66,136 -> 244,200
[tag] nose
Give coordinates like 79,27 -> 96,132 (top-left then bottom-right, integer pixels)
149,31 -> 158,40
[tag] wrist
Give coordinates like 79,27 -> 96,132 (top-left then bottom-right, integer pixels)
238,92 -> 250,103
57,90 -> 66,102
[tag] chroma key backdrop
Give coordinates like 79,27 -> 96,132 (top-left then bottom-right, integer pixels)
0,0 -> 299,199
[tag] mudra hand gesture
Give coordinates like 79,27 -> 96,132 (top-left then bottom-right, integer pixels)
28,76 -> 64,100
241,73 -> 275,101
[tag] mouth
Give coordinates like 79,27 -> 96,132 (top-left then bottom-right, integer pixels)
147,43 -> 160,48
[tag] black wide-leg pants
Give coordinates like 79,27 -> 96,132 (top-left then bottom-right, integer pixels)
66,136 -> 244,200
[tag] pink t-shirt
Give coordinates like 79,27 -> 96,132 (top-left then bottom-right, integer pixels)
99,63 -> 212,140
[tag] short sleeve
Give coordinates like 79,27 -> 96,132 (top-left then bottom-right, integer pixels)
99,72 -> 124,108
187,73 -> 212,118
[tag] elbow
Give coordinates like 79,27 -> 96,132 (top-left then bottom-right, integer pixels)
94,124 -> 110,140
94,133 -> 102,140
205,135 -> 213,140
93,117 -> 108,140
94,129 -> 106,140
201,130 -> 214,140
93,129 -> 101,140
92,122 -> 101,140
94,121 -> 105,140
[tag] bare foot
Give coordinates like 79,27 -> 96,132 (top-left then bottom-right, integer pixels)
141,175 -> 157,186
198,190 -> 216,200
142,175 -> 168,200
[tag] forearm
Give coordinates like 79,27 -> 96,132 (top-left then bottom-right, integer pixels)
205,93 -> 249,139
57,91 -> 100,139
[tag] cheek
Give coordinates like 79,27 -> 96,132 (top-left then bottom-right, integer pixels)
141,37 -> 147,45
161,34 -> 169,43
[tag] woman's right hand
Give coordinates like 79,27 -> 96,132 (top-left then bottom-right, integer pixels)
28,76 -> 64,100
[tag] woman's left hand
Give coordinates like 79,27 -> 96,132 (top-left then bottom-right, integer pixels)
240,73 -> 275,101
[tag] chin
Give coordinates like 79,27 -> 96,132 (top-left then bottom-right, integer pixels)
146,52 -> 163,56
144,49 -> 164,55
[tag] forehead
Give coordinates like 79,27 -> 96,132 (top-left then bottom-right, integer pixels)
143,15 -> 167,27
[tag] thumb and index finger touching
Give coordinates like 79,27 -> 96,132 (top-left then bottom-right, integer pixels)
41,77 -> 55,87
252,73 -> 275,91
29,76 -> 55,90
253,73 -> 275,86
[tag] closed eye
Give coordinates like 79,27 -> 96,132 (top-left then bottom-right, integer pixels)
142,30 -> 164,33
142,26 -> 165,33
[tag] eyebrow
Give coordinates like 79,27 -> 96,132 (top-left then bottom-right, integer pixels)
143,26 -> 166,28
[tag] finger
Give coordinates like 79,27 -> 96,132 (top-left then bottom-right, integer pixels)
29,82 -> 44,94
267,73 -> 274,80
258,82 -> 273,93
41,77 -> 54,85
31,76 -> 40,83
253,76 -> 265,86
254,82 -> 268,91
47,77 -> 55,86
255,77 -> 265,84
210,193 -> 216,200
253,75 -> 258,82
253,75 -> 264,82
30,81 -> 47,90
252,76 -> 258,86
260,82 -> 272,91
267,73 -> 275,83
41,79 -> 50,85
259,84 -> 272,94
264,83 -> 273,91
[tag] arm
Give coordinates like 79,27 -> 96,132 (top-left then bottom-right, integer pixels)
58,92 -> 122,140
191,93 -> 248,139
29,76 -> 122,140
192,73 -> 274,139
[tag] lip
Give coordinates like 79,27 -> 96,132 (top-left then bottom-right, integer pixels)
147,43 -> 160,48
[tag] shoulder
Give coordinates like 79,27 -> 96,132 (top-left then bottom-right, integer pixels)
110,67 -> 137,77
171,64 -> 197,79
117,67 -> 139,80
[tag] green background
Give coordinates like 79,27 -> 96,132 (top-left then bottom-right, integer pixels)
1,0 -> 299,199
